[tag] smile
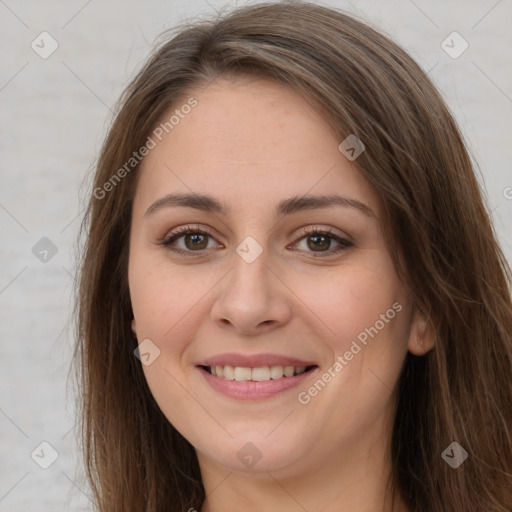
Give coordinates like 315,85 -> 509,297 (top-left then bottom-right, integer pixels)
202,364 -> 314,381
196,353 -> 319,399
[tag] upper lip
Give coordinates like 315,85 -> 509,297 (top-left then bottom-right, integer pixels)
198,353 -> 317,368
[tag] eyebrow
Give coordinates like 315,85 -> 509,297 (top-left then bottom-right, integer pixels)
145,192 -> 375,218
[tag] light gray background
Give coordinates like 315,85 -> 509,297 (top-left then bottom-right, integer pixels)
1,0 -> 511,509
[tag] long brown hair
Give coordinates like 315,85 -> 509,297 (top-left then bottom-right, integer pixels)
73,2 -> 512,511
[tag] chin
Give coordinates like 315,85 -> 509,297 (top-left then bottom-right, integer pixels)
196,433 -> 309,474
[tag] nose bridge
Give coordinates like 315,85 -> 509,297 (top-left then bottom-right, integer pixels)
231,237 -> 270,297
211,234 -> 292,333
227,235 -> 273,307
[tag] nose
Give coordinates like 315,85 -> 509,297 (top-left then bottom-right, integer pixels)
210,246 -> 293,336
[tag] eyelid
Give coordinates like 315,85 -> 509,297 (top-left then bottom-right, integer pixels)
163,223 -> 214,239
294,225 -> 349,242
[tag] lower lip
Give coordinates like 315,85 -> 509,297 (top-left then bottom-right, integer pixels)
198,366 -> 317,400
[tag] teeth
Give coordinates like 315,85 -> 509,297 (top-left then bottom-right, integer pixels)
283,365 -> 294,377
207,364 -> 310,381
270,365 -> 284,379
234,367 -> 252,381
251,367 -> 270,381
223,365 -> 235,380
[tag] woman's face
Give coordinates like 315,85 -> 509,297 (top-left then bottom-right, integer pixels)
128,77 -> 426,477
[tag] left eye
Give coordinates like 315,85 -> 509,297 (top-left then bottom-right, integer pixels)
291,228 -> 353,255
159,226 -> 353,257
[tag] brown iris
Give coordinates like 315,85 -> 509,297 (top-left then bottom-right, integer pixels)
307,234 -> 330,251
185,233 -> 209,250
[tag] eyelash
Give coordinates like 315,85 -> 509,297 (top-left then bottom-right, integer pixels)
159,224 -> 353,258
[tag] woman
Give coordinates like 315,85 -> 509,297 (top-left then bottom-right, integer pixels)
74,2 -> 512,511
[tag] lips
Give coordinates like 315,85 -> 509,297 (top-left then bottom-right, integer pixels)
196,353 -> 318,399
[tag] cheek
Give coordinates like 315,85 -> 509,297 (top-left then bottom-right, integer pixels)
290,257 -> 411,411
129,254 -> 205,338
128,257 -> 214,438
288,257 -> 408,355
129,254 -> 224,388
289,263 -> 410,437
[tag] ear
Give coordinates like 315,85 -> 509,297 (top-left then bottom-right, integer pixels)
407,307 -> 435,356
131,318 -> 137,336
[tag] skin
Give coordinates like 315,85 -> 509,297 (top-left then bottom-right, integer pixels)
128,77 -> 434,512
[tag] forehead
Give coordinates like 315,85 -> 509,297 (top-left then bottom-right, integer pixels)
134,78 -> 377,218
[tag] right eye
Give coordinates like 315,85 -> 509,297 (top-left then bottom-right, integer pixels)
159,224 -> 222,255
